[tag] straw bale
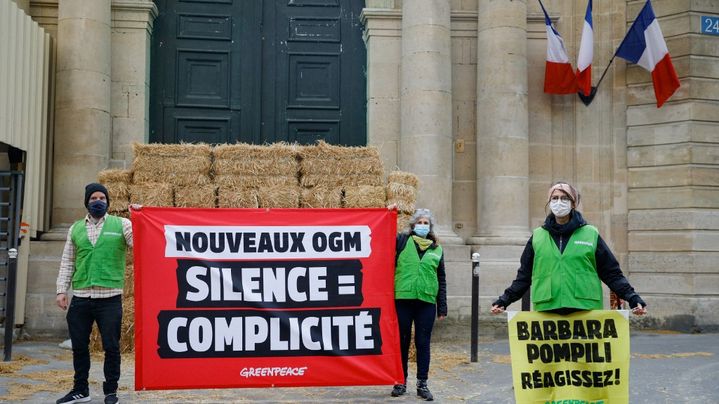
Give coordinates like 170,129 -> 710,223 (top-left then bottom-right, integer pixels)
388,171 -> 419,188
397,213 -> 413,233
300,173 -> 383,188
300,187 -> 342,208
215,174 -> 298,189
98,169 -> 133,184
103,182 -> 130,201
129,183 -> 174,207
213,156 -> 298,176
113,210 -> 131,219
386,198 -> 415,214
257,185 -> 300,208
217,187 -> 259,208
133,142 -> 212,158
108,198 -> 130,213
174,184 -> 217,208
300,156 -> 383,176
133,155 -> 211,186
344,186 -> 386,208
213,142 -> 298,160
298,140 -> 380,160
386,182 -> 416,201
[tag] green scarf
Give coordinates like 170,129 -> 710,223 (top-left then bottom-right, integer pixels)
412,235 -> 433,251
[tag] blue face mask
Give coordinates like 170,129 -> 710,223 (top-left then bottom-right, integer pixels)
413,224 -> 430,238
88,200 -> 108,218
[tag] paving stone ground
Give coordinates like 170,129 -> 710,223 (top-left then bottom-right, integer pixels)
1,330 -> 717,403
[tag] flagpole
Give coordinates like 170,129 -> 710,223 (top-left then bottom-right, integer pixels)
578,53 -> 616,106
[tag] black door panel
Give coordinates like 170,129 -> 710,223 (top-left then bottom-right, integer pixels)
150,0 -> 365,146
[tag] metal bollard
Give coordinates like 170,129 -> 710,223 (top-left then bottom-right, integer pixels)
470,252 -> 480,363
3,248 -> 18,362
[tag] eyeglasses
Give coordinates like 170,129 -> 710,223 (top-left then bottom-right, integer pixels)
550,196 -> 572,202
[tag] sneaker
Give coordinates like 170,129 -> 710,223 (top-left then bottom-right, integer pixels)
417,379 -> 434,401
391,383 -> 406,397
104,393 -> 119,404
56,390 -> 90,404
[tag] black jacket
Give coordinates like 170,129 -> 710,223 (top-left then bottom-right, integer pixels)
395,232 -> 448,317
493,211 -> 646,311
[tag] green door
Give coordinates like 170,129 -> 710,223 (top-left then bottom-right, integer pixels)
150,0 -> 366,146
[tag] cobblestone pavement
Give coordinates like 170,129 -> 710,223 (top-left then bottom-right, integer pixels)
1,331 -> 717,403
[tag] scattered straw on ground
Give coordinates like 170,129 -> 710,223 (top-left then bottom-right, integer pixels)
0,354 -> 49,374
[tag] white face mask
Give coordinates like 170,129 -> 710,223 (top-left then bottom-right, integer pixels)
550,199 -> 572,218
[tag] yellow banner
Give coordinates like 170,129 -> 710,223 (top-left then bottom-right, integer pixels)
508,310 -> 629,404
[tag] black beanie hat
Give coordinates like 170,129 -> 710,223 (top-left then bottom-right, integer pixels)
84,183 -> 110,208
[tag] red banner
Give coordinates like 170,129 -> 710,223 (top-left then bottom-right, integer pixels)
132,207 -> 403,390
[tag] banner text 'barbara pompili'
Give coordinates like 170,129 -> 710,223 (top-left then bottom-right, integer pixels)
508,310 -> 630,404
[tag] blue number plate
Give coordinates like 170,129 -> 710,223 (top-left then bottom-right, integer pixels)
701,16 -> 719,36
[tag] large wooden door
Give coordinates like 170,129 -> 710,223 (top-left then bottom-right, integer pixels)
150,0 -> 366,146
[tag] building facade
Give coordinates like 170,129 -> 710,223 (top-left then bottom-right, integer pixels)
7,0 -> 719,335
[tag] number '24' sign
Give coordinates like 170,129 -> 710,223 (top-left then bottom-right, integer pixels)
701,16 -> 719,36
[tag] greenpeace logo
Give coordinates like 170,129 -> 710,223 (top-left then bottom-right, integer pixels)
574,241 -> 593,247
240,366 -> 308,378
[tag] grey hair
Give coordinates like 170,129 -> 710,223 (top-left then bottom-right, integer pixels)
410,208 -> 435,231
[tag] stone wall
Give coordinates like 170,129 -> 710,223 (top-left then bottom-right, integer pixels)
625,0 -> 719,331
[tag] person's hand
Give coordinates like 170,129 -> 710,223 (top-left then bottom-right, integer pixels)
438,315 -> 446,321
129,204 -> 143,211
490,304 -> 505,314
631,304 -> 647,316
56,293 -> 68,310
387,203 -> 398,211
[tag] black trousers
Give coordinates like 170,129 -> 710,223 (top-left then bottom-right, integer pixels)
66,295 -> 122,394
395,299 -> 436,381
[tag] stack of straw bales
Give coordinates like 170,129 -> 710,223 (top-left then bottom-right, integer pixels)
131,143 -> 214,207
299,141 -> 385,208
386,171 -> 419,232
214,143 -> 300,208
97,169 -> 132,218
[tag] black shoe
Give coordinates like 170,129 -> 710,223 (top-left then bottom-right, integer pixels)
417,379 -> 434,401
390,383 -> 407,397
56,390 -> 91,404
104,393 -> 119,404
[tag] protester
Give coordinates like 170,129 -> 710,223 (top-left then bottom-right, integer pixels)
490,181 -> 647,316
55,183 -> 134,404
391,208 -> 447,401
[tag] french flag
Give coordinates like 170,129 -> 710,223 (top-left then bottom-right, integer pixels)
540,0 -> 577,94
576,0 -> 593,97
616,0 -> 680,108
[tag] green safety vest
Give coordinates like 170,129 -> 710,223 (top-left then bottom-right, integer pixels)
531,225 -> 602,311
71,215 -> 127,290
394,238 -> 443,304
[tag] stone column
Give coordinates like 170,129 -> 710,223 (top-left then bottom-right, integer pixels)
400,0 -> 462,244
12,0 -> 30,14
470,0 -> 530,247
52,0 -> 112,225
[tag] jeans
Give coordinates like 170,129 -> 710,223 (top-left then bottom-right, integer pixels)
395,299 -> 436,381
66,295 -> 122,394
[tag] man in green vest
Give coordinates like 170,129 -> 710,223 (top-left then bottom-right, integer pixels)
55,183 -> 133,404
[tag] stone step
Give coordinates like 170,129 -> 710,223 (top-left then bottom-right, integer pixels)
442,244 -> 472,262
28,240 -> 65,258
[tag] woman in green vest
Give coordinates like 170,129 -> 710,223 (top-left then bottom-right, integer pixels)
490,182 -> 647,316
390,208 -> 447,401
